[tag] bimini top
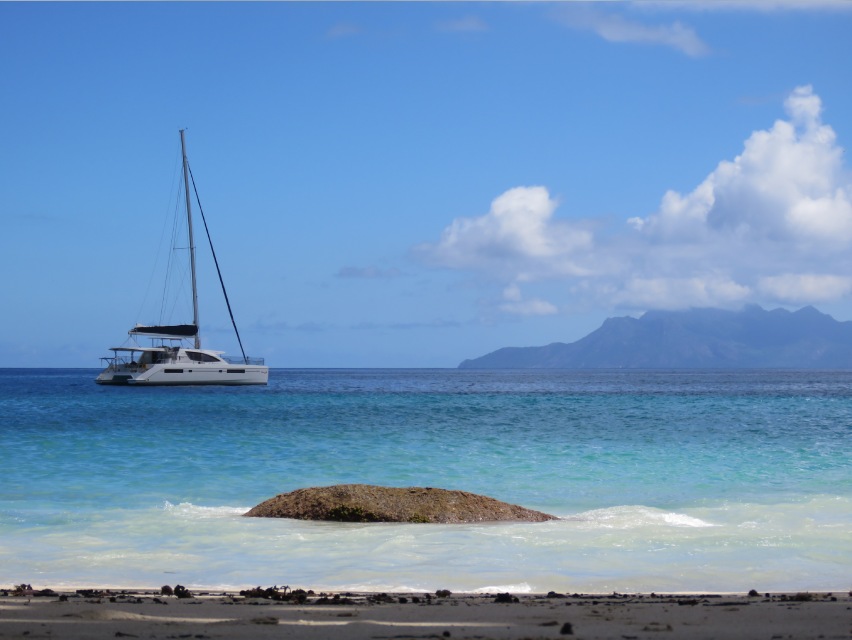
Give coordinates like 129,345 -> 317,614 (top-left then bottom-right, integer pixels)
129,324 -> 198,339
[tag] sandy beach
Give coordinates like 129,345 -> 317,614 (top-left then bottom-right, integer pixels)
0,587 -> 847,640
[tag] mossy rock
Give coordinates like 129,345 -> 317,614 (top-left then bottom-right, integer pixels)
244,484 -> 557,524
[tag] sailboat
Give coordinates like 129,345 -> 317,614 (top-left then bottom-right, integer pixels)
96,130 -> 269,385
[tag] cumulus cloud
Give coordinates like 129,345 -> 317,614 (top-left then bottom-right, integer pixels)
631,86 -> 852,247
418,86 -> 852,315
415,186 -> 594,278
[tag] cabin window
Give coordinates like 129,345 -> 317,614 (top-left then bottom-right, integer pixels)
187,350 -> 222,363
164,369 -> 184,374
227,369 -> 245,374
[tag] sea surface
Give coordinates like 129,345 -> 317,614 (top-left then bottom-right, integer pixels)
1,368 -> 849,594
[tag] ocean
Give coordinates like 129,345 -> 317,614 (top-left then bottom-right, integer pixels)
1,368 -> 849,594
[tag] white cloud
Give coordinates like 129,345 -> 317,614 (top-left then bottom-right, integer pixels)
634,85 -> 852,247
337,266 -> 402,279
417,86 -> 852,315
415,185 -> 594,278
499,284 -> 558,316
553,6 -> 710,56
641,0 -> 852,11
500,298 -> 559,316
437,16 -> 488,33
758,274 -> 852,303
326,23 -> 362,39
612,276 -> 752,310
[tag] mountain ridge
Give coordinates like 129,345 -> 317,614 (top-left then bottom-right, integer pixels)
458,305 -> 852,369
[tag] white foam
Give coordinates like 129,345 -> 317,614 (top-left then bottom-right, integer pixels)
161,501 -> 248,519
336,582 -> 534,595
660,512 -> 715,528
471,582 -> 533,594
7,496 -> 846,595
575,505 -> 716,529
338,584 -> 427,594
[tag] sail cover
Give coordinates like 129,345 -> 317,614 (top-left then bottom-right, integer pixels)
130,324 -> 198,338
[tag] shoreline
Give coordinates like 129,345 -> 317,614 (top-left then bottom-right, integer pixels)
1,587 -> 847,639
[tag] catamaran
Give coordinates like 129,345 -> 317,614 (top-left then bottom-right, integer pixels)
96,131 -> 268,386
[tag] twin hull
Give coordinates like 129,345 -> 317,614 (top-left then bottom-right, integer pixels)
96,362 -> 268,386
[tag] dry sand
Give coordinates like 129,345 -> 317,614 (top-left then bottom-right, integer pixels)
0,588 -> 848,640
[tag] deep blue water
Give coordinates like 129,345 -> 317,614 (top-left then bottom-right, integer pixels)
0,368 -> 849,593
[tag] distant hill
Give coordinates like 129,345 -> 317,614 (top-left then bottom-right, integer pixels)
458,305 -> 852,369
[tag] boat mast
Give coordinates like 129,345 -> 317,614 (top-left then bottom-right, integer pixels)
180,129 -> 201,349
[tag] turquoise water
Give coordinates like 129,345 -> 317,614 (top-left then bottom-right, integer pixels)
0,368 -> 849,593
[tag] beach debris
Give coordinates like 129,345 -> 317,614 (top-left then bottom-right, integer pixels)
291,589 -> 310,604
173,585 -> 193,599
75,589 -> 112,598
8,584 -> 57,598
748,589 -> 759,597
244,484 -> 558,523
238,586 -> 314,603
239,586 -> 290,601
160,585 -> 173,597
314,594 -> 355,605
367,593 -> 396,604
560,621 -> 574,635
785,592 -> 814,602
494,593 -> 519,604
435,589 -> 452,598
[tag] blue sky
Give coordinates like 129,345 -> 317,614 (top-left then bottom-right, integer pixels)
2,1 -> 852,368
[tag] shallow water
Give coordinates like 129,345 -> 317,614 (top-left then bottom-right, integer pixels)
0,368 -> 849,592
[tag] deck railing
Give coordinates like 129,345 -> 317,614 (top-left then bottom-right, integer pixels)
223,356 -> 265,365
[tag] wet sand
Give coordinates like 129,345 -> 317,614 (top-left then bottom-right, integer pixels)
0,588 -> 847,639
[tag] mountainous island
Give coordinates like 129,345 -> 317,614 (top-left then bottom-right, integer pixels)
459,305 -> 852,369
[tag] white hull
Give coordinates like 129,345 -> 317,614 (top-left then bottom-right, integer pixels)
97,363 -> 268,386
96,347 -> 268,386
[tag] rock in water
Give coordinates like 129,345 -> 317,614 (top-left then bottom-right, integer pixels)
244,484 -> 557,523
